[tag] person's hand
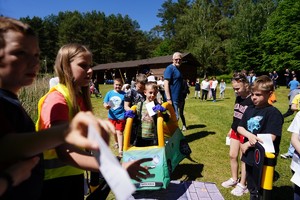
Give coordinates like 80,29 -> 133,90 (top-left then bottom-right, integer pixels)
248,134 -> 263,146
240,142 -> 250,154
125,110 -> 135,118
153,104 -> 166,113
122,158 -> 152,182
6,157 -> 40,187
64,111 -> 111,150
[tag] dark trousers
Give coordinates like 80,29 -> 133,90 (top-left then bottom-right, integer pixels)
201,89 -> 208,100
246,164 -> 259,200
178,100 -> 186,127
211,88 -> 216,101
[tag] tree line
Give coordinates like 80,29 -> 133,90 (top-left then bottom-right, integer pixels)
13,0 -> 300,78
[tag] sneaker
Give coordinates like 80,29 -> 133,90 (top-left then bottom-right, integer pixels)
221,178 -> 238,188
182,125 -> 187,131
231,183 -> 248,196
280,153 -> 292,159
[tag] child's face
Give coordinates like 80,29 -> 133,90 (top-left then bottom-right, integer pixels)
232,81 -> 249,98
251,89 -> 271,107
144,86 -> 157,101
114,80 -> 122,92
71,52 -> 93,87
0,31 -> 40,93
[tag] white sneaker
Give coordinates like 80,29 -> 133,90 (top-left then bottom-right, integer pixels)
231,183 -> 248,196
221,178 -> 238,188
182,126 -> 187,131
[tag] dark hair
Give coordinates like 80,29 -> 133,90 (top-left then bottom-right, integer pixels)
232,73 -> 249,84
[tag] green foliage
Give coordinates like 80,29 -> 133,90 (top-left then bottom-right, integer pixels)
260,0 -> 300,71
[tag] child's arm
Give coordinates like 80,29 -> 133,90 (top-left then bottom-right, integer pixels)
237,126 -> 263,153
103,102 -> 111,110
291,133 -> 300,155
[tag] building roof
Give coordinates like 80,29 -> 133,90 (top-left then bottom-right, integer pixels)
92,52 -> 200,71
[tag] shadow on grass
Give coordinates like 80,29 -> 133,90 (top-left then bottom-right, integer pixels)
171,163 -> 204,181
272,185 -> 293,200
185,130 -> 216,143
187,124 -> 206,129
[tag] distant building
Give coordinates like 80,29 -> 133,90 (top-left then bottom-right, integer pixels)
92,52 -> 200,84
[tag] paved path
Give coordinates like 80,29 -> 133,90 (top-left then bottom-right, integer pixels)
128,181 -> 224,200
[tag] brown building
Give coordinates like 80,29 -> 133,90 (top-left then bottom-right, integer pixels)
92,52 -> 200,84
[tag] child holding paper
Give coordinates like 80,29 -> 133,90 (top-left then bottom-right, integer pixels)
103,78 -> 126,157
237,75 -> 283,200
126,82 -> 169,147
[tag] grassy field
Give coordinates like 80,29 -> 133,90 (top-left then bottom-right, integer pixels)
19,79 -> 294,200
90,84 -> 294,200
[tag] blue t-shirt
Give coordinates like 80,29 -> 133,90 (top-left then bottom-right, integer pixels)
163,64 -> 183,102
289,80 -> 300,91
104,90 -> 126,120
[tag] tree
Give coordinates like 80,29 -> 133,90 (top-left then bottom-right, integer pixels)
260,0 -> 300,72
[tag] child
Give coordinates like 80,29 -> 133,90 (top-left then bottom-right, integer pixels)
0,17 -> 113,199
222,74 -> 253,196
237,75 -> 283,199
194,78 -> 200,99
103,78 -> 126,157
288,111 -> 300,199
219,79 -> 226,99
126,82 -> 169,147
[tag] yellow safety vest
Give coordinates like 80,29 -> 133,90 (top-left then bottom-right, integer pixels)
36,83 -> 83,180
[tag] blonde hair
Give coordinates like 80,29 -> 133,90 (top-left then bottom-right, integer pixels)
251,75 -> 274,92
54,43 -> 93,115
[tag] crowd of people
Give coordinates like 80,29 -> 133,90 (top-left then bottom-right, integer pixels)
1,16 -> 300,200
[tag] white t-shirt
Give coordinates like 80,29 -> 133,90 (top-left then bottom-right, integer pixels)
288,111 -> 300,173
211,80 -> 218,89
201,80 -> 210,91
49,77 -> 59,88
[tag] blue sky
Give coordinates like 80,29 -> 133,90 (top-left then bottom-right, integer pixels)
0,0 -> 166,31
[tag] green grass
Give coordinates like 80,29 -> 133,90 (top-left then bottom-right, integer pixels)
90,85 -> 294,200
19,80 -> 294,200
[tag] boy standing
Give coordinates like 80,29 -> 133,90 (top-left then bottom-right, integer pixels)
237,75 -> 283,200
126,82 -> 169,147
103,78 -> 126,157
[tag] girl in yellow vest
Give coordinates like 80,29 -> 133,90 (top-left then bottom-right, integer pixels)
36,44 -> 151,200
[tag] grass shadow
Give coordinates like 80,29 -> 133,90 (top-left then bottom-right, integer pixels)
272,185 -> 293,200
185,130 -> 216,143
171,163 -> 204,181
187,124 -> 206,129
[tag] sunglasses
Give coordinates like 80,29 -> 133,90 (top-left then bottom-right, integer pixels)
174,59 -> 182,61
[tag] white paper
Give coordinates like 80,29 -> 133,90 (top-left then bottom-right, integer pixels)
257,134 -> 275,153
146,101 -> 156,116
108,100 -> 115,108
226,136 -> 230,146
88,125 -> 135,200
291,171 -> 300,187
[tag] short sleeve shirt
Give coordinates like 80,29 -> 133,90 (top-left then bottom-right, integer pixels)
163,64 -> 182,102
239,105 -> 283,165
0,89 -> 44,200
124,88 -> 145,106
41,91 -> 87,128
104,90 -> 125,120
231,95 -> 253,132
288,111 -> 300,172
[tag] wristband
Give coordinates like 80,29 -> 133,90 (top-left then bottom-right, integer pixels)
0,172 -> 13,192
167,99 -> 171,101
